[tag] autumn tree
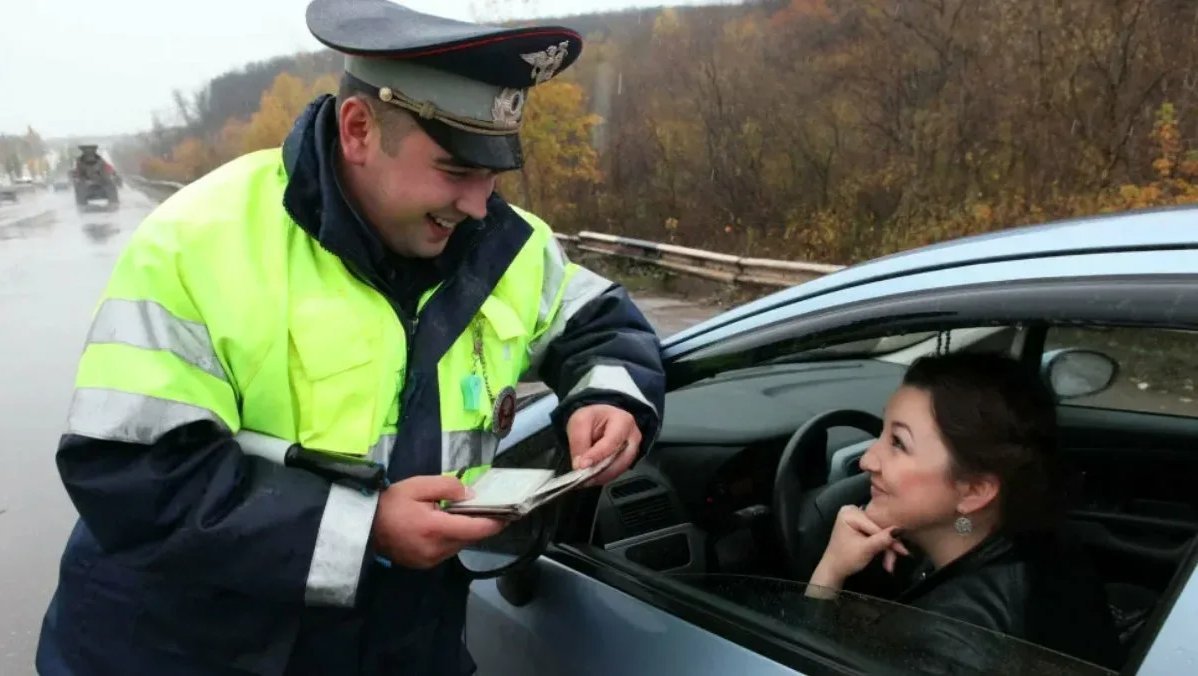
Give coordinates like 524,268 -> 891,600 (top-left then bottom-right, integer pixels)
0,136 -> 23,180
132,2 -> 1198,265
238,72 -> 338,154
498,80 -> 603,229
140,71 -> 337,182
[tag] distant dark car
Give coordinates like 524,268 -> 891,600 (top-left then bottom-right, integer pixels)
71,145 -> 119,207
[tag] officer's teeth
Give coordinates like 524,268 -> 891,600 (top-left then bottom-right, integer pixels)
430,215 -> 453,228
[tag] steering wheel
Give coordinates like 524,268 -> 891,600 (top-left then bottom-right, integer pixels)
772,409 -> 883,579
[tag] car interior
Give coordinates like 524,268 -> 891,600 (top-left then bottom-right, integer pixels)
556,322 -> 1198,671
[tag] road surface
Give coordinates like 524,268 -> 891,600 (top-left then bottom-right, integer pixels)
0,186 -> 724,673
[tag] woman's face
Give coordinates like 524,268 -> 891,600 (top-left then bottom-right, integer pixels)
859,385 -> 967,531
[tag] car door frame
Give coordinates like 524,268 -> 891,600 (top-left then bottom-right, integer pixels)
476,248 -> 1198,675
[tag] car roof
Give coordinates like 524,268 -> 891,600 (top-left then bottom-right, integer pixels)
669,205 -> 1198,345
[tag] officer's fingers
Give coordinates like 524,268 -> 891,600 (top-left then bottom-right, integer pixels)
428,511 -> 507,542
583,440 -> 636,487
566,407 -> 598,469
585,427 -> 641,486
580,409 -> 638,467
395,475 -> 473,503
579,424 -> 626,470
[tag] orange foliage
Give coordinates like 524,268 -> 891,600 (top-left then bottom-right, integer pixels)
496,79 -> 603,223
768,0 -> 833,28
137,3 -> 1198,267
142,72 -> 338,183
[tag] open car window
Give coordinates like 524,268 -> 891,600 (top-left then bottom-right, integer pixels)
660,573 -> 1117,676
553,321 -> 1157,674
474,316 -> 1191,673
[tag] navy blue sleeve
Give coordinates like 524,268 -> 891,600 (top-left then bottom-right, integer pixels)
56,421 -> 375,607
538,284 -> 666,454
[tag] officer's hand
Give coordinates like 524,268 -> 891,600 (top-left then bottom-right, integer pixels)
371,476 -> 506,569
566,404 -> 641,486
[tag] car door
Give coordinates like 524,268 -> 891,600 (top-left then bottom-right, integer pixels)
466,550 -> 803,676
462,388 -> 1130,676
1037,326 -> 1198,645
465,247 -> 1198,675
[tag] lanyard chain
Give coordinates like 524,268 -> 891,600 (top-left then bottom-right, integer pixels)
471,320 -> 495,404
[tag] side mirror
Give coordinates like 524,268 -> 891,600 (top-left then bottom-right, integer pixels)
1041,348 -> 1119,400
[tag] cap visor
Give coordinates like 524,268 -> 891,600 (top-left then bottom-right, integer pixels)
414,117 -> 523,171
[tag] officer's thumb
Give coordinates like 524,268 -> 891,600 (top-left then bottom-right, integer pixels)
397,475 -> 475,503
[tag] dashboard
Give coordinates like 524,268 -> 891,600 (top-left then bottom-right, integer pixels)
593,359 -> 904,549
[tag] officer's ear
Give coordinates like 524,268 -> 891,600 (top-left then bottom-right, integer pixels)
338,96 -> 377,166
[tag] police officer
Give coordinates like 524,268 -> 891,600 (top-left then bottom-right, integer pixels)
35,1 -> 665,674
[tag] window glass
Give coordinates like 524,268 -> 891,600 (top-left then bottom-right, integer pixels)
669,574 -> 1116,675
1045,327 -> 1198,418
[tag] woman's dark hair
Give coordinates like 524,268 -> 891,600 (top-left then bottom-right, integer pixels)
902,351 -> 1065,534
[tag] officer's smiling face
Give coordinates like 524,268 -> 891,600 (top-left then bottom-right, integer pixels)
338,98 -> 498,258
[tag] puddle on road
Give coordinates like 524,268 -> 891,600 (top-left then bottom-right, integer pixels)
82,221 -> 121,244
0,210 -> 57,240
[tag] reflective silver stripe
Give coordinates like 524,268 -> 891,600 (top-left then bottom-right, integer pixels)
305,483 -> 378,607
566,364 -> 658,416
528,267 -> 612,373
87,299 -> 227,382
66,387 -> 228,444
234,430 -> 292,465
233,429 -> 392,469
441,429 -> 500,474
367,433 -> 396,469
539,238 -> 571,323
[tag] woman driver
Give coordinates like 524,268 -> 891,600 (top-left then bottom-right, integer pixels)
808,352 -> 1121,670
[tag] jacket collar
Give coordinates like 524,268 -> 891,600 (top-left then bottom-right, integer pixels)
898,532 -> 1016,602
282,94 -> 378,267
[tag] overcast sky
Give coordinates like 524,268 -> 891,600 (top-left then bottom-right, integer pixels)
1,0 -> 728,140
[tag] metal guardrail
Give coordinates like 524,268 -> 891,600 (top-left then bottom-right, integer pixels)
0,182 -> 40,197
556,231 -> 843,288
133,175 -> 840,289
128,175 -> 186,193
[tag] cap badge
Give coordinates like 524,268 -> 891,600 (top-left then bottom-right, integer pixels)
521,41 -> 570,84
492,88 -> 526,127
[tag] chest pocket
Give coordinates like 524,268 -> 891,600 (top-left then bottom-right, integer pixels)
477,295 -> 529,390
290,297 -> 383,455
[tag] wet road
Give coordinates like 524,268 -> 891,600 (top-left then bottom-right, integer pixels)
0,187 -> 156,671
0,186 -> 723,673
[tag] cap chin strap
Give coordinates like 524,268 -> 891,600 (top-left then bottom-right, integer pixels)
342,73 -> 520,137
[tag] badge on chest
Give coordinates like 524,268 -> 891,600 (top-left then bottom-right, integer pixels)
463,320 -> 518,438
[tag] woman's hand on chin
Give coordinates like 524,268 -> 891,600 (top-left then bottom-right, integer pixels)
805,505 -> 910,599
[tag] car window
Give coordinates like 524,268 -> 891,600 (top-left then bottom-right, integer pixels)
666,573 -> 1116,676
1045,327 -> 1198,418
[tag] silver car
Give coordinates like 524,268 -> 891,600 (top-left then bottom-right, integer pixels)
463,206 -> 1198,675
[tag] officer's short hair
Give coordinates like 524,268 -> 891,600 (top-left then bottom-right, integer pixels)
336,72 -> 418,156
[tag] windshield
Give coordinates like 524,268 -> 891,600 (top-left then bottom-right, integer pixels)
765,331 -> 941,363
668,573 -> 1117,676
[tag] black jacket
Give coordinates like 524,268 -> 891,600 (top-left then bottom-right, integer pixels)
884,533 -> 1123,673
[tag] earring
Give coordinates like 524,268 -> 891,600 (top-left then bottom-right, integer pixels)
954,515 -> 973,536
